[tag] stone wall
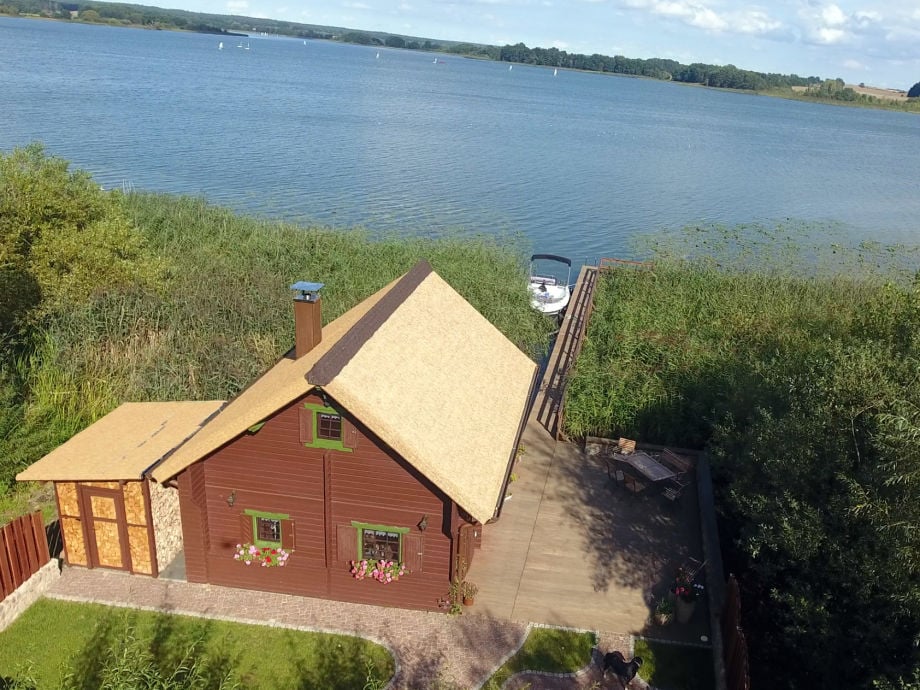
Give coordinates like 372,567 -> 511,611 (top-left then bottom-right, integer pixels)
149,479 -> 183,573
0,560 -> 60,632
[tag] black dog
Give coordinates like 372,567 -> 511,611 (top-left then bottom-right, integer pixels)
602,650 -> 643,687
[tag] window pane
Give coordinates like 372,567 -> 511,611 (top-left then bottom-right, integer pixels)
317,413 -> 342,440
257,517 -> 281,543
362,530 -> 400,561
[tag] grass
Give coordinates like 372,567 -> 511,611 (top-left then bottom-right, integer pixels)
0,599 -> 393,689
484,627 -> 596,688
633,639 -> 715,690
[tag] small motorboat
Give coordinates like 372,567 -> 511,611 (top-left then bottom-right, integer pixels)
529,254 -> 572,317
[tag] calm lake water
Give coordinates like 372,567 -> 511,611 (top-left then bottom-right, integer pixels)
2,17 -> 919,262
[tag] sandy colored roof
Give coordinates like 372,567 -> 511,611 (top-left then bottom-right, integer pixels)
150,277 -> 398,483
16,401 -> 225,482
151,262 -> 537,524
321,268 -> 536,524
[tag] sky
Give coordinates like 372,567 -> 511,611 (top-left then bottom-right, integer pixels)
179,0 -> 919,89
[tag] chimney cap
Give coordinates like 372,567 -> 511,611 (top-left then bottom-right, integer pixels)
290,281 -> 324,302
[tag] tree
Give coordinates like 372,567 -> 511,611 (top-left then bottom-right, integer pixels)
908,81 -> 920,98
0,145 -> 160,344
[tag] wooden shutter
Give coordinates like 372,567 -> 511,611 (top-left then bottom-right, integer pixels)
298,406 -> 313,444
281,519 -> 296,550
239,513 -> 253,542
336,524 -> 357,561
403,533 -> 423,573
342,417 -> 358,449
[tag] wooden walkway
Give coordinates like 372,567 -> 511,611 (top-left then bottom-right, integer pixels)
533,265 -> 598,438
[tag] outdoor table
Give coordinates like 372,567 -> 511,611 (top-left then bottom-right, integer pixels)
616,451 -> 676,483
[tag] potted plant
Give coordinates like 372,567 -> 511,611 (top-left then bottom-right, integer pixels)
461,580 -> 479,606
653,597 -> 674,626
670,567 -> 704,623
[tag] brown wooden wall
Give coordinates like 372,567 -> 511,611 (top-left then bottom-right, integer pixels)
179,391 -> 463,611
54,480 -> 156,575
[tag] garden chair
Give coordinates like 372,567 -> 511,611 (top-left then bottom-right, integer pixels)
617,437 -> 637,455
660,449 -> 693,479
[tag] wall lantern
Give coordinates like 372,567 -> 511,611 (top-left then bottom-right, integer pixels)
226,490 -> 236,507
417,514 -> 428,532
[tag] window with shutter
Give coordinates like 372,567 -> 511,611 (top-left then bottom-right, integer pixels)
350,522 -> 411,562
244,509 -> 290,548
301,403 -> 354,452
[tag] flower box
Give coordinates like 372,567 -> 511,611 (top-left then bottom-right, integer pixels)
350,559 -> 407,583
234,542 -> 291,567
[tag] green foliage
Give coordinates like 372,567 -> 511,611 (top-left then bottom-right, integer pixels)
0,144 -> 161,340
0,599 -> 393,689
484,627 -> 596,687
563,225 -> 920,688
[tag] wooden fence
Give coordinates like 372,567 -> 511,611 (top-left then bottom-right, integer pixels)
0,511 -> 51,603
722,574 -> 751,690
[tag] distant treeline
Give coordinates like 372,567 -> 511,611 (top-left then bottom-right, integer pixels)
496,42 -> 821,90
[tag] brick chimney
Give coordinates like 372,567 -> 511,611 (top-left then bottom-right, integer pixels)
290,281 -> 324,358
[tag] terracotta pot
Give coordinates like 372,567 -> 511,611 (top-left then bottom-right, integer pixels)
675,597 -> 696,623
463,596 -> 474,606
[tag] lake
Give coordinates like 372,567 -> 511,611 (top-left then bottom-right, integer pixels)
2,16 -> 918,263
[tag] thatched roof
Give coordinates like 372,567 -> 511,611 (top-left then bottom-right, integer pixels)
16,401 -> 224,482
152,261 -> 537,524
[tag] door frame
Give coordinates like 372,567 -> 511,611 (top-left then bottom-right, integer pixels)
79,485 -> 133,572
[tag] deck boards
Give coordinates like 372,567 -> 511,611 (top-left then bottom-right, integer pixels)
468,267 -> 707,639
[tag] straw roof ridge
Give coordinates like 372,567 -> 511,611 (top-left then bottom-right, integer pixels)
309,260 -> 432,386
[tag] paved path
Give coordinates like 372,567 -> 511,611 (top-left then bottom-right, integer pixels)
46,569 -> 639,689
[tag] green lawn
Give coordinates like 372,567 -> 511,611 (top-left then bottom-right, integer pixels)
0,599 -> 393,689
633,638 -> 715,690
484,627 -> 596,688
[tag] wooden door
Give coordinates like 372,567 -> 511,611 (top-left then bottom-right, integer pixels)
81,487 -> 130,571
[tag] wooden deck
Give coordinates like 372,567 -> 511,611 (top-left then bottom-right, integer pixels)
468,267 -> 708,639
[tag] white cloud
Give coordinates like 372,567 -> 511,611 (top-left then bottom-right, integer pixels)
342,1 -> 371,9
551,39 -> 569,49
226,0 -> 248,11
843,58 -> 866,70
617,0 -> 790,36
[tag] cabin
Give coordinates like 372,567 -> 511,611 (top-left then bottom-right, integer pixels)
18,261 -> 538,612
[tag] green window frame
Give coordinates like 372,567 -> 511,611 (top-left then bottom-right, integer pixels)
245,509 -> 290,548
351,521 -> 410,562
303,403 -> 353,452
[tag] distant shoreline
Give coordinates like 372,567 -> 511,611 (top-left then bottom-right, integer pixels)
2,13 -> 916,114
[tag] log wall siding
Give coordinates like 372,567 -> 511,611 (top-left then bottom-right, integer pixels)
178,464 -> 209,583
185,392 -> 458,611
